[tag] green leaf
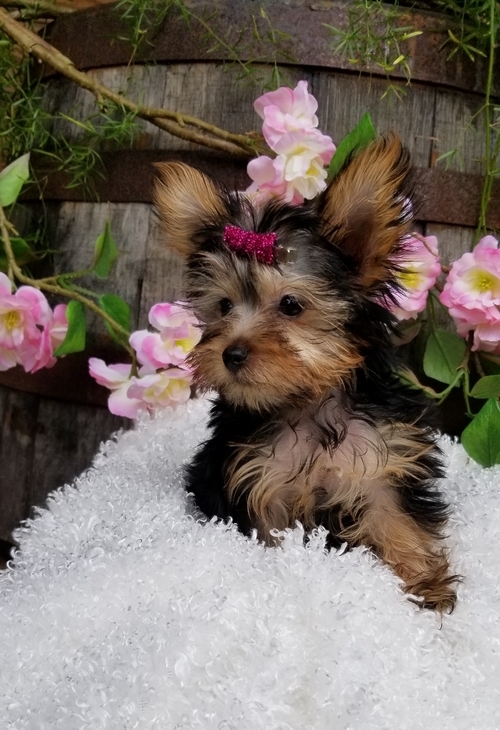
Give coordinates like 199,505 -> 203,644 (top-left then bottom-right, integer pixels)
54,300 -> 86,356
0,153 -> 30,207
0,238 -> 35,271
328,113 -> 377,179
93,221 -> 118,279
461,398 -> 500,468
470,375 -> 500,400
423,329 -> 466,385
98,293 -> 131,343
399,31 -> 423,41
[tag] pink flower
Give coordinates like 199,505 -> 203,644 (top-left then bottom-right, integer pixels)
248,81 -> 335,205
389,235 -> 441,320
88,358 -> 146,418
0,272 -> 52,372
49,304 -> 69,350
254,80 -> 320,148
90,302 -> 199,418
31,304 -> 69,373
0,343 -> 17,372
127,368 -> 192,409
246,155 -> 288,201
247,129 -> 335,204
130,302 -> 201,369
440,235 -> 500,352
148,302 -> 196,333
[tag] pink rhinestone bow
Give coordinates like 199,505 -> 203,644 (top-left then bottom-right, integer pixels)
223,225 -> 277,265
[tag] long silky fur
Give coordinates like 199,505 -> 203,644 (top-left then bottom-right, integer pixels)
155,136 -> 459,612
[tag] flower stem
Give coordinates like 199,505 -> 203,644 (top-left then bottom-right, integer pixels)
37,268 -> 95,285
462,368 -> 475,418
473,352 -> 486,378
476,0 -> 498,241
0,0 -> 74,14
0,205 -> 135,358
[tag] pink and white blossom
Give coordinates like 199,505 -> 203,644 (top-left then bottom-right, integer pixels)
440,235 -> 500,352
254,80 -> 319,148
0,272 -> 51,346
49,304 -> 69,350
247,129 -> 335,204
0,272 -> 54,372
389,235 -> 441,320
88,358 -> 146,418
131,302 -> 200,370
148,302 -> 197,333
31,304 -> 69,373
127,368 -> 192,408
248,82 -> 335,205
90,301 -> 199,418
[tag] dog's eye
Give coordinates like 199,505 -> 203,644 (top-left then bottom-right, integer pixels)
219,298 -> 233,316
278,295 -> 303,317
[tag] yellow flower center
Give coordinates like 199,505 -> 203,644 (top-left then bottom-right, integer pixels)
399,270 -> 422,289
469,268 -> 500,295
4,310 -> 20,331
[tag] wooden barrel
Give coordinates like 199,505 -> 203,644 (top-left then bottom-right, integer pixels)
1,0 -> 499,543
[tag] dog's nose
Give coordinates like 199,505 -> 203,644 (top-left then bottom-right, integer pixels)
222,345 -> 249,372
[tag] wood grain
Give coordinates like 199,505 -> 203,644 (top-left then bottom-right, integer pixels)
0,384 -> 129,542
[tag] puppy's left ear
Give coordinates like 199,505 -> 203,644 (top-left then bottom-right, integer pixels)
316,134 -> 412,290
154,162 -> 229,259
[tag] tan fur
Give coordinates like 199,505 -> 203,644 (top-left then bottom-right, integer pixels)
317,134 -> 411,289
154,162 -> 227,258
187,257 -> 363,410
226,403 -> 455,612
351,505 -> 455,612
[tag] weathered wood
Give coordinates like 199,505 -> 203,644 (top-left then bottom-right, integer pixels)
49,201 -> 183,330
29,398 -> 129,509
425,224 -> 476,266
47,0 -> 500,96
432,90 -> 486,176
0,384 -> 129,542
314,73 -> 436,169
138,218 -> 187,323
0,387 -> 39,541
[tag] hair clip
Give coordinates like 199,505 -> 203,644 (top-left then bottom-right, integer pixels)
223,225 -> 277,264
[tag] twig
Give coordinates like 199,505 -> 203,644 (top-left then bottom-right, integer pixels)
473,351 -> 486,378
0,7 -> 262,159
0,0 -> 74,15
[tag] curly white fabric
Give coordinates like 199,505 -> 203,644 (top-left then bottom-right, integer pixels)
1,397 -> 499,730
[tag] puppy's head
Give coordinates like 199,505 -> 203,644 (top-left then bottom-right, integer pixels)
154,136 -> 412,411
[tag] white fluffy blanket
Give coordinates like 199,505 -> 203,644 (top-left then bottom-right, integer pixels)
1,398 -> 500,730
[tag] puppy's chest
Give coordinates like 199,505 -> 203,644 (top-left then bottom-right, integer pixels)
228,400 -> 389,510
272,405 -> 385,487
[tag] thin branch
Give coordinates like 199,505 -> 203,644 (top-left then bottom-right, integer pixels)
0,7 -> 262,159
0,0 -> 74,14
476,0 -> 497,240
473,352 -> 486,378
0,205 -> 135,356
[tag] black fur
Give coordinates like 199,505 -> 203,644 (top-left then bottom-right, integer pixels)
185,199 -> 448,541
155,142 -> 457,610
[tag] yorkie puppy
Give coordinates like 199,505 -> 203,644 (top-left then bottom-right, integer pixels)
155,135 -> 457,612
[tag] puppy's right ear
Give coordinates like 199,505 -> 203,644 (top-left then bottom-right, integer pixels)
154,162 -> 228,258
